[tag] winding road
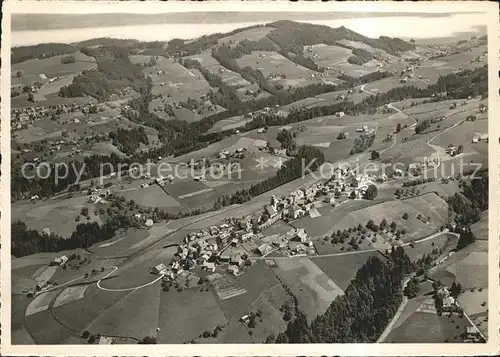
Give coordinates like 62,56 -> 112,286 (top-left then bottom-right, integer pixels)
96,266 -> 165,292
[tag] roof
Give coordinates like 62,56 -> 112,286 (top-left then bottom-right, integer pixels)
154,263 -> 167,271
266,205 -> 277,216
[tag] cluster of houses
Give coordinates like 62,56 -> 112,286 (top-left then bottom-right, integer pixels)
11,105 -> 50,130
216,147 -> 247,160
86,187 -> 112,204
436,286 -> 457,312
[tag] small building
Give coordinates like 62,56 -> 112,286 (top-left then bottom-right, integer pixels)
227,265 -> 239,276
294,228 -> 308,243
151,263 -> 167,275
145,219 -> 154,228
266,205 -> 278,218
240,315 -> 250,323
257,243 -> 273,256
53,255 -> 68,266
202,261 -> 216,272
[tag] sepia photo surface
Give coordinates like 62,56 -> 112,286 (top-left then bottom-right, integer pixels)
1,1 -> 499,356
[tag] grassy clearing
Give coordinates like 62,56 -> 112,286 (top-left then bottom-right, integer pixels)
25,309 -> 75,344
218,260 -> 280,320
158,287 -> 227,343
312,251 -> 377,291
386,311 -> 471,343
53,286 -> 89,308
26,290 -> 60,316
207,115 -> 253,134
303,44 -> 353,67
98,249 -> 167,290
12,195 -> 102,237
246,284 -> 291,343
89,283 -> 161,339
120,184 -> 183,211
12,52 -> 96,79
218,27 -> 275,45
236,51 -> 316,80
273,258 -> 344,321
51,284 -> 129,332
12,325 -> 36,345
458,288 -> 488,316
405,233 -> 458,262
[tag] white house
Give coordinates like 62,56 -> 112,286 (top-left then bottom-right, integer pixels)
227,265 -> 239,276
202,261 -> 216,272
152,263 -> 167,275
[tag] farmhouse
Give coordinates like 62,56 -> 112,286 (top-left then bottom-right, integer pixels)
257,243 -> 273,256
227,265 -> 239,276
293,228 -> 308,243
53,255 -> 68,266
152,263 -> 168,275
202,261 -> 216,272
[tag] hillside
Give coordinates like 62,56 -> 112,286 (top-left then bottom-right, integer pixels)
265,20 -> 416,56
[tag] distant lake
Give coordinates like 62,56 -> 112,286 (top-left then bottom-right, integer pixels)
11,13 -> 485,46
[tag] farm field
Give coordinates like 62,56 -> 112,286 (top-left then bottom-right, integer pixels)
119,184 -> 183,213
385,311 -> 471,343
12,52 -> 96,83
312,251 -> 378,290
303,44 -> 353,67
430,247 -> 488,289
207,115 -> 253,134
10,20 -> 490,346
88,283 -> 161,339
236,51 -> 316,80
218,261 -> 280,320
12,196 -> 103,237
158,287 -> 227,343
218,26 -> 275,45
404,232 -> 458,262
273,258 -> 344,321
185,53 -> 270,102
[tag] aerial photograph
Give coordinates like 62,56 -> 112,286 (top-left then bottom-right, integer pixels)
8,4 -> 491,347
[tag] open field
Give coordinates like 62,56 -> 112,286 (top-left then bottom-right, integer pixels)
405,233 -> 458,262
458,288 -> 488,316
303,44 -> 353,67
89,283 -> 161,339
218,261 -> 280,320
51,284 -> 129,333
12,52 -> 96,83
53,285 -> 89,308
312,251 -> 378,290
119,184 -> 183,213
236,51 -> 316,80
386,311 -> 471,343
364,76 -> 429,94
430,248 -> 488,289
207,115 -> 253,134
218,27 -> 275,45
158,287 -> 227,343
184,53 -> 269,102
329,193 -> 448,243
246,284 -> 291,343
12,195 -> 102,237
273,258 -> 344,321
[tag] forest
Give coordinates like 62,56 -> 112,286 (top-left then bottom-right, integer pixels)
11,215 -> 130,258
270,247 -> 412,343
11,43 -> 78,64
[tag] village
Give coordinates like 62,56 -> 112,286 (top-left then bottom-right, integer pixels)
148,164 -> 380,282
